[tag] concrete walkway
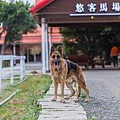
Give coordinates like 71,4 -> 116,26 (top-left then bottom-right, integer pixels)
38,84 -> 87,120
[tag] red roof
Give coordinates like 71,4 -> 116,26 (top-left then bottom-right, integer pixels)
0,27 -> 62,44
21,36 -> 62,44
30,0 -> 53,13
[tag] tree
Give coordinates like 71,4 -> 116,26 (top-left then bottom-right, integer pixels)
60,26 -> 120,64
60,27 -> 101,56
0,0 -> 37,54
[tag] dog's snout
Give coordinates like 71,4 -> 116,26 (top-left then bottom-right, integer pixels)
53,59 -> 60,69
53,59 -> 59,64
55,61 -> 58,65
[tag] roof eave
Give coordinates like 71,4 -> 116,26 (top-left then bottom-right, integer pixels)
30,0 -> 54,14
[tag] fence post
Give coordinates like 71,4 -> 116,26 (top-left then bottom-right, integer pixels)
23,56 -> 25,78
20,56 -> 23,80
10,56 -> 14,85
0,56 -> 2,92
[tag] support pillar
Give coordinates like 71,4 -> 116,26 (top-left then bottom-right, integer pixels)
27,45 -> 29,63
41,18 -> 46,74
49,27 -> 52,55
34,46 -> 36,62
45,24 -> 49,72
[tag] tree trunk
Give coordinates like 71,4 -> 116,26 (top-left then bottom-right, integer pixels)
0,27 -> 6,55
1,37 -> 7,55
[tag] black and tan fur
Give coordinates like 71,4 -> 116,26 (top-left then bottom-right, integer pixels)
50,45 -> 89,103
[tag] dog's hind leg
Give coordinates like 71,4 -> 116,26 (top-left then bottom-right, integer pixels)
77,73 -> 89,101
82,83 -> 89,101
65,81 -> 75,99
78,81 -> 89,101
76,83 -> 81,98
51,80 -> 58,101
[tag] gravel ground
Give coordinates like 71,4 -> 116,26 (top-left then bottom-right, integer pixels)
77,70 -> 120,120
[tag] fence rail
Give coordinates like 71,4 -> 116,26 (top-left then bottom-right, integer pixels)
0,55 -> 26,92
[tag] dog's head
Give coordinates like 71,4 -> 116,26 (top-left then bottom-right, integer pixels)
50,45 -> 63,69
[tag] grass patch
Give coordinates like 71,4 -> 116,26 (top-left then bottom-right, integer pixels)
0,74 -> 52,120
89,116 -> 98,120
80,90 -> 86,99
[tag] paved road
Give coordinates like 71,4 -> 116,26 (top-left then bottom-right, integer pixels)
25,62 -> 42,74
84,70 -> 120,101
25,62 -> 42,70
81,70 -> 120,120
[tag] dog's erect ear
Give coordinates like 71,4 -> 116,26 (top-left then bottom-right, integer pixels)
57,45 -> 63,55
50,46 -> 55,55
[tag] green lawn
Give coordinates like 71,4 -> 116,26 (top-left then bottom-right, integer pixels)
0,74 -> 52,120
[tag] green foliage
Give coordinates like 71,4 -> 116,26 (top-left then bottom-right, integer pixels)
60,26 -> 120,64
89,117 -> 98,120
0,0 -> 37,43
60,27 -> 101,56
2,61 -> 10,67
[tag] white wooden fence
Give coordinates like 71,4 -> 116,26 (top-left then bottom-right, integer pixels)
0,55 -> 26,92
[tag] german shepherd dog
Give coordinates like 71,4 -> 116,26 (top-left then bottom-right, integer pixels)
50,45 -> 89,103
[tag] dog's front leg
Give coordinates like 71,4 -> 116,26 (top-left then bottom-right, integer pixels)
60,81 -> 65,103
52,80 -> 58,101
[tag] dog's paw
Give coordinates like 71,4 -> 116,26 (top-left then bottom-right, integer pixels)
60,99 -> 65,103
64,96 -> 69,99
51,98 -> 57,101
84,98 -> 89,102
60,100 -> 65,103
